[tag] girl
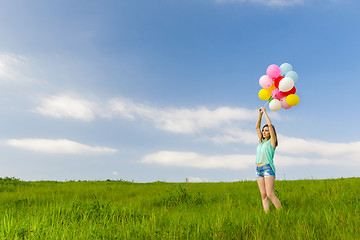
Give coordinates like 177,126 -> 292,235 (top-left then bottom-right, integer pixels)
255,106 -> 282,212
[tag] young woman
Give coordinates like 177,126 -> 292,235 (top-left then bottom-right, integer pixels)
255,106 -> 282,212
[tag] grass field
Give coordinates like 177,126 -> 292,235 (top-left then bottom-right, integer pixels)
0,177 -> 358,239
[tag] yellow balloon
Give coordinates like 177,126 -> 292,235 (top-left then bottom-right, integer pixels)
286,94 -> 300,106
258,89 -> 271,101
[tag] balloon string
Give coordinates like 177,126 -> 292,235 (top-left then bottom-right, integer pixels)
262,96 -> 273,108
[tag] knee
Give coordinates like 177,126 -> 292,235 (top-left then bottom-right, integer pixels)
261,193 -> 268,200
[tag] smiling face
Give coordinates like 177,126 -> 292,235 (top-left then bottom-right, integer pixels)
262,126 -> 270,139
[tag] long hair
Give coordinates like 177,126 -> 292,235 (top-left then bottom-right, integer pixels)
262,124 -> 278,147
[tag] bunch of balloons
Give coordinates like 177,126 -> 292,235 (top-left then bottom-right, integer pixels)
258,63 -> 300,111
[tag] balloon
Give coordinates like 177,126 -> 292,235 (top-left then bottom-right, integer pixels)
279,77 -> 294,92
280,63 -> 293,76
280,98 -> 292,109
271,88 -> 282,100
266,64 -> 281,79
285,71 -> 298,83
282,86 -> 296,96
257,63 -> 300,110
259,75 -> 273,89
269,99 -> 281,111
258,89 -> 271,101
267,83 -> 276,93
274,86 -> 296,100
274,75 -> 284,88
286,94 -> 300,106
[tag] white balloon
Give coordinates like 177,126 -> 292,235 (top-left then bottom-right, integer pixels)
279,77 -> 294,92
269,99 -> 281,111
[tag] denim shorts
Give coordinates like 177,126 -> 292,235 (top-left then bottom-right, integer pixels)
256,164 -> 275,178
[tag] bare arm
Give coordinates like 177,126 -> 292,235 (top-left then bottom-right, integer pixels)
255,108 -> 263,142
260,107 -> 277,148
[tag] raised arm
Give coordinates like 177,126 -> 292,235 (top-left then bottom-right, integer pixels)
255,108 -> 263,142
260,106 -> 277,148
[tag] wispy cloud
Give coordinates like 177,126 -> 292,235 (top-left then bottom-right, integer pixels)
202,127 -> 360,160
215,0 -> 304,7
141,129 -> 360,169
141,149 -> 360,170
109,98 -> 259,134
35,94 -> 264,134
187,176 -> 209,182
141,151 -> 254,169
200,127 -> 259,145
33,93 -> 360,168
0,53 -> 25,81
6,138 -> 117,154
0,52 -> 44,85
276,135 -> 360,160
34,93 -> 99,121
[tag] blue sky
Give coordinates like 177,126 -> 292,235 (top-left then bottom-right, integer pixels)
0,0 -> 359,182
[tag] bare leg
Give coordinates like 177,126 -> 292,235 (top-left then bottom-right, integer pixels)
257,177 -> 270,212
265,176 -> 282,210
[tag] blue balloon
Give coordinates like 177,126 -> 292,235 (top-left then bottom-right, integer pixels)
285,71 -> 298,83
280,63 -> 293,76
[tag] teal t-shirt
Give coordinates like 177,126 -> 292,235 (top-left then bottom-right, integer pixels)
255,138 -> 276,174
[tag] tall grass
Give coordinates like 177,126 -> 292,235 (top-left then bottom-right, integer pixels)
0,177 -> 358,239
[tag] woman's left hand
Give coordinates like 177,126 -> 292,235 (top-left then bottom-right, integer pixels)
260,106 -> 266,114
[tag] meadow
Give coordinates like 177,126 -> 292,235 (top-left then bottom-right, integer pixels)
0,177 -> 358,239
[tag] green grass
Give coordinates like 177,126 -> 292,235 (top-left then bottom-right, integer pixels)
0,177 -> 358,239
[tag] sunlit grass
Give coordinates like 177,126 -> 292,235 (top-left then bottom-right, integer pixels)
0,177 -> 358,239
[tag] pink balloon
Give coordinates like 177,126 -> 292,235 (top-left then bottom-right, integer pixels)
272,88 -> 288,100
271,88 -> 280,99
280,98 -> 292,109
259,75 -> 273,89
266,64 -> 281,79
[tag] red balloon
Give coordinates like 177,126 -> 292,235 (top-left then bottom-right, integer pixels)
280,86 -> 296,97
274,76 -> 284,88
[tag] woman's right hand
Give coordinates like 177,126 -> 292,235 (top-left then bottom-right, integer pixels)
259,106 -> 266,114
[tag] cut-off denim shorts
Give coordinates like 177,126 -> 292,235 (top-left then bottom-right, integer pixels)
256,164 -> 275,178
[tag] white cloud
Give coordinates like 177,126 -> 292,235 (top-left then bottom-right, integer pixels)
141,151 -> 254,169
141,150 -> 360,170
112,171 -> 119,176
109,98 -> 260,134
34,93 -> 360,167
0,53 -> 42,85
186,176 -> 209,182
141,131 -> 360,169
257,0 -> 304,6
34,93 -> 99,121
202,127 -> 259,145
277,135 -> 360,160
200,127 -> 360,163
215,0 -> 304,7
35,95 -> 261,134
6,138 -> 117,154
0,53 -> 27,82
276,154 -> 360,167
